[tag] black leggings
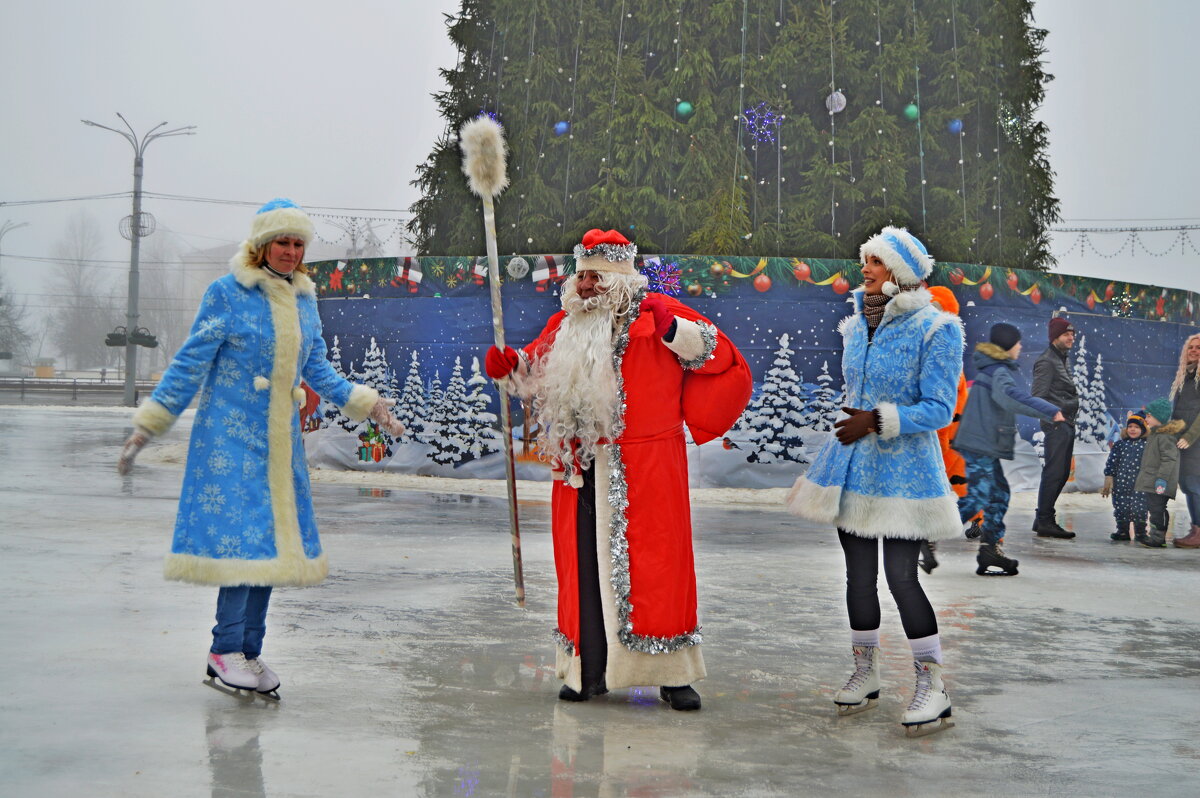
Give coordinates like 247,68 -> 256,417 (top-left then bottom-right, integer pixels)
838,530 -> 938,640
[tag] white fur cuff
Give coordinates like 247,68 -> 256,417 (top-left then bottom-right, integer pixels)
875,401 -> 901,440
666,318 -> 717,369
343,384 -> 379,422
132,399 -> 177,438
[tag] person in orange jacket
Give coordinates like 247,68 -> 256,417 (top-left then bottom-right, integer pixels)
920,286 -> 979,573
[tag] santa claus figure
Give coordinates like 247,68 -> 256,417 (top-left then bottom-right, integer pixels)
486,229 -> 751,711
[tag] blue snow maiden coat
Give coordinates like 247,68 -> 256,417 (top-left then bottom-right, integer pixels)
787,287 -> 965,540
952,342 -> 1060,460
132,252 -> 378,587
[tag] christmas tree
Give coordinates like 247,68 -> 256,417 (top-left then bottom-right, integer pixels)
320,335 -> 354,431
430,358 -> 475,465
807,360 -> 842,433
1077,351 -> 1109,445
411,0 -> 1058,269
1070,334 -> 1093,443
743,333 -> 809,464
396,350 -> 429,442
465,356 -> 504,459
424,371 -> 448,450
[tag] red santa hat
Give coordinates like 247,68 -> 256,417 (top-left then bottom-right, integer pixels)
572,229 -> 637,275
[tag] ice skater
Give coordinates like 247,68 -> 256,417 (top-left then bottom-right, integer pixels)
1134,398 -> 1185,548
953,323 -> 1063,575
117,199 -> 405,699
1101,414 -> 1149,542
787,227 -> 963,737
485,229 -> 751,711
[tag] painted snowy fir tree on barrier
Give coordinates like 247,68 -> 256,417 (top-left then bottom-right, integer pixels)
806,360 -> 842,433
319,335 -> 353,432
465,356 -> 503,460
743,333 -> 809,464
429,358 -> 475,466
1076,347 -> 1111,445
395,350 -> 429,443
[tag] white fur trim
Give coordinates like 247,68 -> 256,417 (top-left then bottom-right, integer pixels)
249,205 -> 314,247
664,316 -> 704,361
575,253 -> 636,275
292,386 -> 306,405
884,286 -> 932,317
837,313 -> 859,339
875,401 -> 901,440
924,310 -> 965,345
230,246 -> 315,296
164,552 -> 328,587
254,376 -> 270,391
132,398 -> 176,437
859,226 -> 934,286
830,490 -> 962,541
343,384 -> 378,422
785,477 -> 842,524
458,116 -> 509,199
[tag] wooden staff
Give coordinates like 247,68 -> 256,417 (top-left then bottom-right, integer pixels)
459,116 -> 525,607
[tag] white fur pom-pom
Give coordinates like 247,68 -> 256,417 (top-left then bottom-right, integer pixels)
254,376 -> 270,391
459,116 -> 509,199
292,386 -> 306,405
882,281 -> 900,297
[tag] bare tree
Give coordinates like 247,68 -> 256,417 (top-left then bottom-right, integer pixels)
0,268 -> 32,369
136,233 -> 193,373
48,212 -> 118,371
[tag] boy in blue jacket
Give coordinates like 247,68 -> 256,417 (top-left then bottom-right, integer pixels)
953,324 -> 1064,575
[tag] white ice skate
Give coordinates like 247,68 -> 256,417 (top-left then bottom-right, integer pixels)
834,645 -> 880,716
246,657 -> 281,700
901,660 -> 954,737
205,652 -> 261,699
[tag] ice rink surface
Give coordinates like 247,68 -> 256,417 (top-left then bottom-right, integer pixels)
2,406 -> 1198,797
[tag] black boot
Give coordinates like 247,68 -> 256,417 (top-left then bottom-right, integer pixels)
558,679 -> 608,702
1033,516 -> 1075,539
976,543 -> 1019,575
918,540 -> 939,574
659,685 -> 702,711
1110,520 -> 1131,542
1133,522 -> 1150,546
1142,526 -> 1168,548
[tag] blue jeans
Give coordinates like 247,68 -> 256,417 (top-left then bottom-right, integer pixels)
959,452 -> 1010,546
211,586 -> 272,658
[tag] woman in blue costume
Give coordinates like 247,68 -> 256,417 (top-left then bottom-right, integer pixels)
787,227 -> 963,737
117,199 -> 405,698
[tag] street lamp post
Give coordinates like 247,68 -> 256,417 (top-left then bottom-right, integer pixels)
0,220 -> 30,273
83,113 -> 195,406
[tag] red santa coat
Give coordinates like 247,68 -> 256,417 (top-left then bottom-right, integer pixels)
517,293 -> 750,690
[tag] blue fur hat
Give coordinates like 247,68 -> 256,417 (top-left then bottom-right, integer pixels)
859,226 -> 935,288
248,198 -> 314,247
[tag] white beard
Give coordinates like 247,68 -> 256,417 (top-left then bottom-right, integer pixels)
533,298 -> 623,475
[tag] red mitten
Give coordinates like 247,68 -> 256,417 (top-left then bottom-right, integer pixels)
485,345 -> 519,379
639,295 -> 676,338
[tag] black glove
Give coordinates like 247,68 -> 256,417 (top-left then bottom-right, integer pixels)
834,406 -> 879,445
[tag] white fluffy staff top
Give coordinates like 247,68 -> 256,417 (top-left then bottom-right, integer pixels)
459,116 -> 509,199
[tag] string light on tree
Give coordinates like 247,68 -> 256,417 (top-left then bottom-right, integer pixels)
742,102 -> 782,144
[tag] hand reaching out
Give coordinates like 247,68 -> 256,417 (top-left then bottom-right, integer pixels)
118,428 -> 151,475
369,397 -> 406,437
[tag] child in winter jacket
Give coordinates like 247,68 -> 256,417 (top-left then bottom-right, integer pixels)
1135,398 -> 1186,547
1101,414 -> 1149,542
953,323 -> 1063,575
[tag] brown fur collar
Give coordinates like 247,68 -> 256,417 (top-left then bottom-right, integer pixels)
1151,419 -> 1187,436
975,341 -> 1016,360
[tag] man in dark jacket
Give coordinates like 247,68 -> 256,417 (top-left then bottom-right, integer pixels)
1031,316 -> 1079,538
954,324 -> 1063,574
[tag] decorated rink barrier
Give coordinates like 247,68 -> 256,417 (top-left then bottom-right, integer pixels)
303,255 -> 1200,489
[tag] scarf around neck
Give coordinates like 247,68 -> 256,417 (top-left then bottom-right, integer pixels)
862,293 -> 891,330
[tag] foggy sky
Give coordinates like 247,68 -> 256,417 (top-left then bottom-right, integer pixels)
1,0 -> 1196,326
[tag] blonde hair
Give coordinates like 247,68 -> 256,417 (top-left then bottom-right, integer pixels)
1169,333 -> 1200,399
248,237 -> 309,275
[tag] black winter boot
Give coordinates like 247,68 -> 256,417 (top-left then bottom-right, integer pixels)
1110,521 -> 1131,542
1133,523 -> 1150,546
918,540 -> 939,574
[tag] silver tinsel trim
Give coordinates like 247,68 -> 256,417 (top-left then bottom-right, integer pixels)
552,627 -> 575,656
604,292 -> 701,656
573,242 -> 638,263
679,321 -> 718,371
